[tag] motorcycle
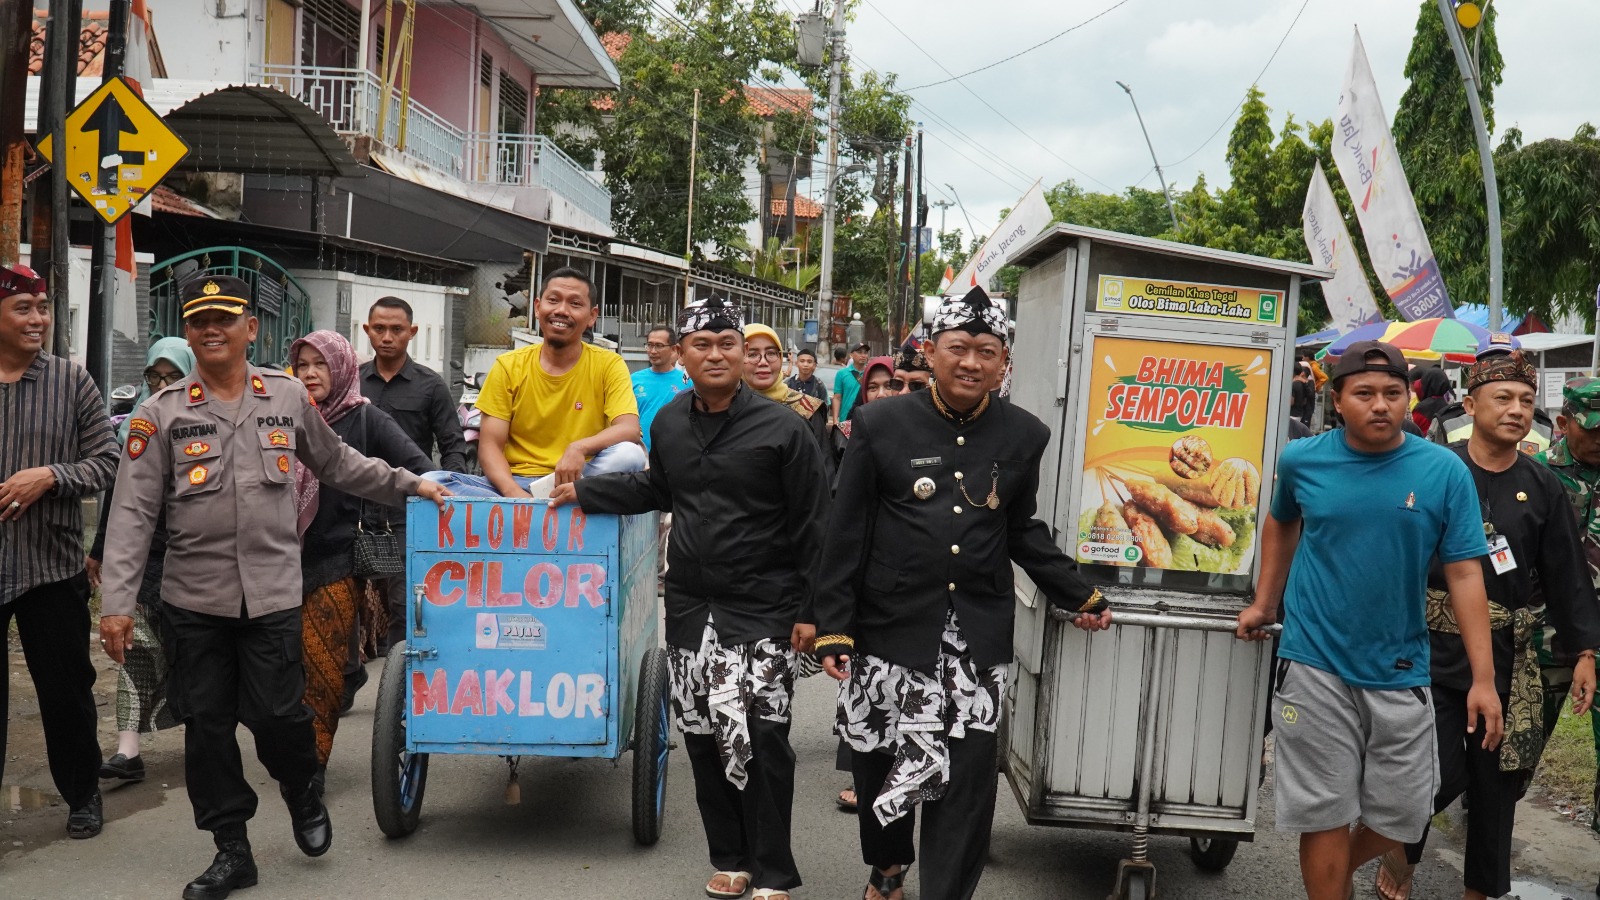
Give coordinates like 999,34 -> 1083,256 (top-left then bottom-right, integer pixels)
108,383 -> 138,433
452,362 -> 484,475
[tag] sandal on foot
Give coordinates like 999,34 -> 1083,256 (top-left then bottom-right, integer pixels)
837,788 -> 858,812
864,865 -> 909,900
751,892 -> 790,900
705,870 -> 751,899
1374,847 -> 1414,900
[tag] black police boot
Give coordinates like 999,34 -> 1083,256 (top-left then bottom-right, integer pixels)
281,781 -> 332,857
66,790 -> 103,839
182,829 -> 257,900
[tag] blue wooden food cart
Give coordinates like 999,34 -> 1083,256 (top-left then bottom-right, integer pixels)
371,497 -> 668,844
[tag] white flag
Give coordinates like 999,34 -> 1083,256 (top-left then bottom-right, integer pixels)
108,0 -> 160,342
1303,161 -> 1381,333
1331,28 -> 1452,321
946,180 -> 1052,296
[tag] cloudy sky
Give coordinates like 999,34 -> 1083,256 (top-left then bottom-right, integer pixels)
814,0 -> 1600,240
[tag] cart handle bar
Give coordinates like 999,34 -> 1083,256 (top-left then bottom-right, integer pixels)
1048,607 -> 1282,635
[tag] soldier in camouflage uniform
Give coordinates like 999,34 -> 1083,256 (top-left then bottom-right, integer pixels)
1533,377 -> 1600,850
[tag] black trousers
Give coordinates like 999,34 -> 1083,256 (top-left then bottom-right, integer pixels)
852,730 -> 999,900
164,603 -> 319,833
379,570 -> 409,652
684,718 -> 800,891
0,574 -> 100,809
1403,686 -> 1519,898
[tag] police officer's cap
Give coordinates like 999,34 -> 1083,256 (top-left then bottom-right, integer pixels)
180,275 -> 251,319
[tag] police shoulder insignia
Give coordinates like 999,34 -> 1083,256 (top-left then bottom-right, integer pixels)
277,454 -> 290,473
183,440 -> 210,457
188,383 -> 205,404
126,435 -> 147,460
189,465 -> 209,486
251,375 -> 267,395
126,417 -> 157,440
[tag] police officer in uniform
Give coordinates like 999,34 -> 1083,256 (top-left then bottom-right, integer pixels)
97,276 -> 451,900
814,286 -> 1111,900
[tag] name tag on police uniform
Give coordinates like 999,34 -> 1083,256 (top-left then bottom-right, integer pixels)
1488,534 -> 1517,575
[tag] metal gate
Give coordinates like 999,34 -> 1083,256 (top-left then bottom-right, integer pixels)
148,247 -> 312,368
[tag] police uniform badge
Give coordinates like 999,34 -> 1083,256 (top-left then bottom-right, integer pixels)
188,383 -> 205,404
189,465 -> 209,485
913,477 -> 936,500
277,455 -> 290,474
251,375 -> 267,395
183,441 -> 210,457
127,435 -> 147,460
269,429 -> 289,447
125,418 -> 156,459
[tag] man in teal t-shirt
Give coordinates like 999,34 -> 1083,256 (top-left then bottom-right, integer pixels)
631,326 -> 691,451
832,342 -> 869,422
1237,340 -> 1501,900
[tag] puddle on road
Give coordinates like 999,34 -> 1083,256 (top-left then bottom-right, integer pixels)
4,784 -> 62,813
1508,881 -> 1579,900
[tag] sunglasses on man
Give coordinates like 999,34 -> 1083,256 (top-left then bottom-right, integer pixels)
887,379 -> 927,392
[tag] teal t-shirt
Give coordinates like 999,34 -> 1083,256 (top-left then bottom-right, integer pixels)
631,366 -> 691,451
834,365 -> 863,421
1272,430 -> 1486,690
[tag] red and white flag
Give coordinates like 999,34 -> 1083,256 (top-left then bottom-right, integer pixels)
936,264 -> 953,293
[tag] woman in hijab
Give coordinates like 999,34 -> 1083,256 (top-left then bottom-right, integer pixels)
86,337 -> 195,782
289,331 -> 431,791
743,323 -> 828,449
1412,366 -> 1454,434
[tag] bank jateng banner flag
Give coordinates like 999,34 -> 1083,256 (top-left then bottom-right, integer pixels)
946,180 -> 1052,296
1303,161 -> 1382,333
1332,28 -> 1453,321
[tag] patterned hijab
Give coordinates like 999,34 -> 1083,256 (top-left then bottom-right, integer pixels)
287,330 -> 370,538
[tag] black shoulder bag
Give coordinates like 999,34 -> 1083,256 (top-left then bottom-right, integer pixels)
352,405 -> 405,578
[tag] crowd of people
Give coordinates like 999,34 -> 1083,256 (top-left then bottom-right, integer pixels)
4,253 -> 1600,900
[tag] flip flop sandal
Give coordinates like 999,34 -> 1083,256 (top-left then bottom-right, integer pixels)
706,870 -> 752,899
1375,847 -> 1415,900
864,865 -> 909,900
751,892 -> 790,900
837,789 -> 858,812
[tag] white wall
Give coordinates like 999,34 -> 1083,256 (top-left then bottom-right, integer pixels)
290,270 -> 464,375
156,0 -> 257,82
18,243 -> 152,363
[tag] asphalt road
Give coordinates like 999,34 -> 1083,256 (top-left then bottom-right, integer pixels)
3,649 -> 1596,899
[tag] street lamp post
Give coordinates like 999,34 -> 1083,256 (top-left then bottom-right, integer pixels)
943,183 -> 979,251
1116,80 -> 1179,233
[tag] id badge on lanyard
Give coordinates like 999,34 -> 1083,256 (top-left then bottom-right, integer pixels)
1487,530 -> 1517,575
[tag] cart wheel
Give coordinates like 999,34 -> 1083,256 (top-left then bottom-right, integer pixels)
372,642 -> 429,839
1122,869 -> 1151,900
631,647 -> 670,846
1188,835 -> 1238,871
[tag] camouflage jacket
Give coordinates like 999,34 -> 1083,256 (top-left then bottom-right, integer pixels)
1534,438 -> 1600,666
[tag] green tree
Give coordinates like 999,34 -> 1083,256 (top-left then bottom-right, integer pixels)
1392,0 -> 1504,305
1043,180 -> 1171,237
1497,124 -> 1600,326
748,235 -> 821,291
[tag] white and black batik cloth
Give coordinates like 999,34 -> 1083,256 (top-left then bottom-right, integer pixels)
838,609 -> 1007,826
929,286 -> 1009,346
669,615 -> 797,790
675,295 -> 745,338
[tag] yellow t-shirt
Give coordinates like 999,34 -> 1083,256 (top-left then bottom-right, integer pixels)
474,342 -> 638,476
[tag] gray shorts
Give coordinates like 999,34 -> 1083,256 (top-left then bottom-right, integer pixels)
1271,659 -> 1439,842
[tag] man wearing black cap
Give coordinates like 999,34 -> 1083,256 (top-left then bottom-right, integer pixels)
0,263 -> 118,840
1378,346 -> 1600,900
813,286 -> 1111,900
1236,340 -> 1502,900
97,275 -> 451,899
832,341 -> 870,422
552,297 -> 829,900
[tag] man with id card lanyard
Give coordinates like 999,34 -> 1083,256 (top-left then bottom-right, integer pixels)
1377,340 -> 1600,900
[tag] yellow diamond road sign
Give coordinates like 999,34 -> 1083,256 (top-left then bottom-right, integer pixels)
35,76 -> 191,225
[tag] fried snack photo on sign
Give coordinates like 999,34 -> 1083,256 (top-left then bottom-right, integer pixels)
1120,478 -> 1200,535
1123,502 -> 1173,568
1208,457 -> 1261,509
1169,435 -> 1213,479
1192,508 -> 1236,548
1154,472 -> 1222,507
1092,501 -> 1135,566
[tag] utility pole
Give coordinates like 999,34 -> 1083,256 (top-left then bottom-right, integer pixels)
86,0 -> 131,394
910,124 -> 925,328
882,150 -> 897,343
816,0 -> 847,354
41,0 -> 83,357
1116,81 -> 1178,233
0,0 -> 32,265
944,182 -> 978,252
683,87 -> 700,303
931,198 -> 953,244
1436,0 -> 1502,330
893,134 -> 912,344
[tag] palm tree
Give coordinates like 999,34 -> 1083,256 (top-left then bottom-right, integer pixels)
748,236 -> 820,293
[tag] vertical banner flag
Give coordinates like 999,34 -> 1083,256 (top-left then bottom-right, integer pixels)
110,0 -> 159,341
1303,161 -> 1382,334
1332,28 -> 1453,321
946,180 -> 1052,296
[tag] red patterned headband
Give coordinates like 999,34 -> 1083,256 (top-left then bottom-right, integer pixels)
0,264 -> 47,300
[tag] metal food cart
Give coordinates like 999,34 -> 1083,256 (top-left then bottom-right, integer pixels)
372,497 -> 668,845
1001,224 -> 1330,899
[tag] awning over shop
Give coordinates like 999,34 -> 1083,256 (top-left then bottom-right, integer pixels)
26,78 -> 361,178
462,0 -> 621,89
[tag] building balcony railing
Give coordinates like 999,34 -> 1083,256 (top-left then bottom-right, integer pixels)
249,64 -> 611,226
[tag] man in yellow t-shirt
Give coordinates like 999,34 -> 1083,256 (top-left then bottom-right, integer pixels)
424,267 -> 643,498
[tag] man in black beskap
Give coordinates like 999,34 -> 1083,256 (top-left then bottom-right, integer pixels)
813,286 -> 1111,900
552,297 -> 828,900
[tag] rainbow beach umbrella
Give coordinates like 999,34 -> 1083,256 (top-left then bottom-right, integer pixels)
1315,318 -> 1512,364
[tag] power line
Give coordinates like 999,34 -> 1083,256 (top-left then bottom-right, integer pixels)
857,0 -> 1115,190
1161,0 -> 1313,170
901,0 -> 1136,91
